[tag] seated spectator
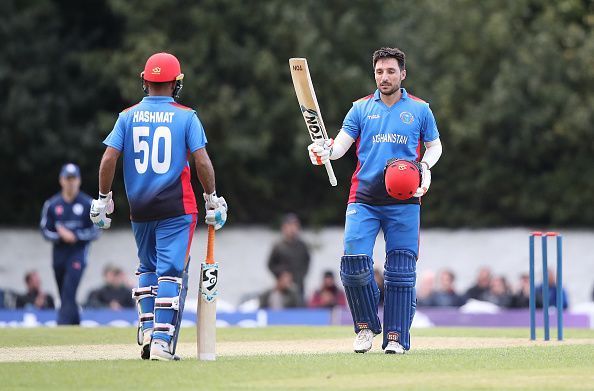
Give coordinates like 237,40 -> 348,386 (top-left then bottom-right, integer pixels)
259,270 -> 304,309
416,270 -> 436,307
429,269 -> 465,307
510,273 -> 530,308
16,271 -> 55,310
482,276 -> 513,307
309,270 -> 346,308
374,268 -> 384,306
465,266 -> 492,301
86,265 -> 134,310
536,269 -> 568,309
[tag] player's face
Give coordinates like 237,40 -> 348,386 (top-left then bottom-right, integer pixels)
60,176 -> 81,196
374,58 -> 406,96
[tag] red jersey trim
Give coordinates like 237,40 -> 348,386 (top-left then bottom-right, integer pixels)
121,103 -> 141,113
416,137 -> 422,161
354,94 -> 374,103
169,102 -> 193,111
407,93 -> 427,104
184,214 -> 197,268
348,138 -> 362,203
180,165 -> 198,215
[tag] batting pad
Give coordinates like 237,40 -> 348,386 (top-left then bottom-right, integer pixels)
133,272 -> 158,332
382,249 -> 417,350
340,255 -> 382,335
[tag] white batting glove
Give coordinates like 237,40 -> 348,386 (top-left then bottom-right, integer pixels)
203,192 -> 228,230
413,163 -> 431,197
307,139 -> 334,165
90,192 -> 115,229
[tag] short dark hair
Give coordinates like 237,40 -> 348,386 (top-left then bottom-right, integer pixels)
25,271 -> 35,284
372,47 -> 406,70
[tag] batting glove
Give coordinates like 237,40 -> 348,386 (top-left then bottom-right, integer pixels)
90,191 -> 115,229
413,162 -> 431,197
204,192 -> 228,230
307,139 -> 334,165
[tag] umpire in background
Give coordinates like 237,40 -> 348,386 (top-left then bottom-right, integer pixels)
40,163 -> 100,324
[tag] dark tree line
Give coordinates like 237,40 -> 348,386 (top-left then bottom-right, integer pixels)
1,0 -> 592,227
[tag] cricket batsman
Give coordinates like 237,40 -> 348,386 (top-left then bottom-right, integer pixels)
90,52 -> 228,361
308,47 -> 442,354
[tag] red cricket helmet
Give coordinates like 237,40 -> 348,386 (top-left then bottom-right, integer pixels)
140,52 -> 184,82
384,159 -> 421,200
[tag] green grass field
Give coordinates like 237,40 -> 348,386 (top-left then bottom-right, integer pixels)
1,326 -> 593,390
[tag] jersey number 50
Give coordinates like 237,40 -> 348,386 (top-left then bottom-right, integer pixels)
133,126 -> 171,174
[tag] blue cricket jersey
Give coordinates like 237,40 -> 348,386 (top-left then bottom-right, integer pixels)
342,88 -> 439,205
40,191 -> 100,263
104,96 -> 207,221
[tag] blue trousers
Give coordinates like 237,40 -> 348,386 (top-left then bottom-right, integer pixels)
344,203 -> 420,257
53,246 -> 88,325
132,214 -> 197,278
132,214 -> 197,343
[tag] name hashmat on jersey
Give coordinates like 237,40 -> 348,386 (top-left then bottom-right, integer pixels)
372,133 -> 408,144
132,111 -> 175,123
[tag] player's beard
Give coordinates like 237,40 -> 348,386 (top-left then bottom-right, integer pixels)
379,81 -> 401,96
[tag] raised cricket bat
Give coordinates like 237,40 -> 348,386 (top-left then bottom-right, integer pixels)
197,225 -> 218,361
289,58 -> 338,187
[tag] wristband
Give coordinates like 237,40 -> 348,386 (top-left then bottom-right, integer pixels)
99,192 -> 109,199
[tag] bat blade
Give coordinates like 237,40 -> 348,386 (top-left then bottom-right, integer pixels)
289,57 -> 337,186
197,225 -> 218,361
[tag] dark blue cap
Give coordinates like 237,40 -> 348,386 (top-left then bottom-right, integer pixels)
60,163 -> 81,178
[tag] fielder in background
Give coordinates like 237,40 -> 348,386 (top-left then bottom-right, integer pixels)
40,163 -> 100,324
308,47 -> 443,354
90,52 -> 227,361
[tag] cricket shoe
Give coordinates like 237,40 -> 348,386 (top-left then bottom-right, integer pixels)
353,329 -> 376,353
150,339 -> 180,361
385,341 -> 405,355
140,329 -> 152,360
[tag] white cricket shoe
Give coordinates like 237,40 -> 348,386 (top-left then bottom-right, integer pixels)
353,329 -> 375,353
150,339 -> 180,361
140,329 -> 152,360
385,341 -> 405,354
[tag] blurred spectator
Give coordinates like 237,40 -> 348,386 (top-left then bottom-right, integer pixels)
482,276 -> 513,307
267,213 -> 311,300
259,270 -> 304,309
309,270 -> 346,308
416,270 -> 436,306
16,271 -> 55,310
536,269 -> 568,309
86,265 -> 134,310
510,273 -> 530,308
0,289 -> 18,309
465,266 -> 492,301
374,268 -> 384,306
40,163 -> 100,324
430,269 -> 465,307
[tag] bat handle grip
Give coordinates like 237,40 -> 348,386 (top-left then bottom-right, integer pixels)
206,225 -> 215,264
324,161 -> 337,186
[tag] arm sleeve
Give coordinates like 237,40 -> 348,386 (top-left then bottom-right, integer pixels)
186,112 -> 207,153
421,139 -> 442,168
103,113 -> 127,151
40,200 -> 60,242
421,105 -> 440,143
74,198 -> 100,242
330,130 -> 355,160
341,105 -> 361,140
